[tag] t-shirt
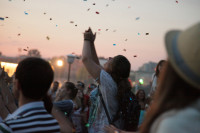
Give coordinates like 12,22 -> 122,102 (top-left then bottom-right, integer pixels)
88,70 -> 118,133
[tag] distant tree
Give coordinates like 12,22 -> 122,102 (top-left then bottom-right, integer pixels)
27,49 -> 41,57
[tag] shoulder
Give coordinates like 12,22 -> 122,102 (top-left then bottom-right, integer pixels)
155,108 -> 200,133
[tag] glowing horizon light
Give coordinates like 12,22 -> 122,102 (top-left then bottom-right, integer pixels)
57,60 -> 63,67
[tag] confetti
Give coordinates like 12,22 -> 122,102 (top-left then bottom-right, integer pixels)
176,1 -> 178,3
93,3 -> 96,5
70,21 -> 74,23
96,12 -> 100,14
46,36 -> 50,40
24,11 -> 29,15
123,49 -> 126,52
113,44 -> 116,46
146,33 -> 149,35
50,18 -> 52,20
136,17 -> 140,20
138,33 -> 140,35
133,55 -> 137,57
0,17 -> 4,20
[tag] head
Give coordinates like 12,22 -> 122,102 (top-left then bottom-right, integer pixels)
136,89 -> 146,101
104,55 -> 131,102
52,81 -> 59,92
155,60 -> 166,77
76,81 -> 85,91
60,82 -> 78,100
140,23 -> 200,133
13,57 -> 54,101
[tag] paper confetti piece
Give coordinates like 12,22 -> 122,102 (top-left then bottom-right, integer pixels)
146,33 -> 149,35
136,17 -> 140,20
46,36 -> 50,40
0,17 -> 4,20
138,33 -> 140,35
24,11 -> 28,15
113,44 -> 116,46
96,12 -> 100,14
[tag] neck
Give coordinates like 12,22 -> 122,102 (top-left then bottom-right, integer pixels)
18,94 -> 41,107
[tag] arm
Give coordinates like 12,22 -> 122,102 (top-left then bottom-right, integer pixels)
82,28 -> 102,83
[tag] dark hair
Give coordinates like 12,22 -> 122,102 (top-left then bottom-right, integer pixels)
110,55 -> 131,102
140,62 -> 200,133
65,82 -> 78,99
155,60 -> 166,77
77,81 -> 85,88
15,57 -> 54,100
136,89 -> 146,102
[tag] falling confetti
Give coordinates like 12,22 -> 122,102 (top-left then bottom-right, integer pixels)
0,17 -> 4,20
133,55 -> 137,57
146,33 -> 149,35
123,49 -> 126,52
96,12 -> 100,14
46,36 -> 50,40
176,1 -> 178,3
50,18 -> 52,20
70,21 -> 74,23
136,17 -> 140,20
138,33 -> 140,35
24,11 -> 28,15
113,44 -> 116,46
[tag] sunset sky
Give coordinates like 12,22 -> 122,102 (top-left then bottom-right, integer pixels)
0,0 -> 200,70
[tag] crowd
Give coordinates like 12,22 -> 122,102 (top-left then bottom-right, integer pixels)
0,22 -> 200,133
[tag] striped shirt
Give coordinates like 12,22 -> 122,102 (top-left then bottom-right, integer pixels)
0,101 -> 60,133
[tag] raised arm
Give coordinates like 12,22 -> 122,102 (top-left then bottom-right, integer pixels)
82,28 -> 102,83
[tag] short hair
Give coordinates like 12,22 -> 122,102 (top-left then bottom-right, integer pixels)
15,57 -> 54,100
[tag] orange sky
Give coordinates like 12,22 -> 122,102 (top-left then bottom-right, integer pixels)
0,0 -> 200,70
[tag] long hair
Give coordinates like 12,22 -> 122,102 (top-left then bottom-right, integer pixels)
155,60 -> 166,77
140,61 -> 200,133
109,55 -> 131,103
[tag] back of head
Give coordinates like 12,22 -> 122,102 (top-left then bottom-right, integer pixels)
15,57 -> 54,100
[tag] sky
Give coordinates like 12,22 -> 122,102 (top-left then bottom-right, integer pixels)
0,0 -> 200,70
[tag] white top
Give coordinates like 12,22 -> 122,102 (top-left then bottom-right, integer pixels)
150,99 -> 200,133
89,70 -> 118,133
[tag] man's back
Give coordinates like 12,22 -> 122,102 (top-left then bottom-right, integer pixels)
0,102 -> 60,133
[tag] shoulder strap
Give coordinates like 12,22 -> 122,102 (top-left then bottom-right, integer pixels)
98,85 -> 114,125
